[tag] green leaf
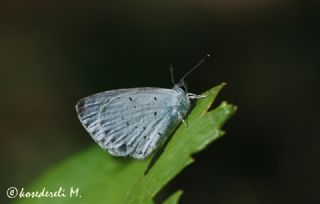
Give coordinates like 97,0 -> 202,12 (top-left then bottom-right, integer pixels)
15,83 -> 236,204
161,191 -> 183,204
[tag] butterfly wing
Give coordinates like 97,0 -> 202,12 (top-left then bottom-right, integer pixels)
128,111 -> 178,159
76,88 -> 186,159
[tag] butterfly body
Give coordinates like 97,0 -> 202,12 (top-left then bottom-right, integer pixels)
76,85 -> 191,159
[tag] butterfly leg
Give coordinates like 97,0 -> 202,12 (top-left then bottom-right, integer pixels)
178,112 -> 188,128
187,93 -> 206,100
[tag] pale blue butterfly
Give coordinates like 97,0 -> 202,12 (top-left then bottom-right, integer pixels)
75,55 -> 209,159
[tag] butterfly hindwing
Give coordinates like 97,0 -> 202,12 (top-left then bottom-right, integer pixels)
76,88 -> 184,159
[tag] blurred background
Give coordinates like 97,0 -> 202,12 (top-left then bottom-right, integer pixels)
1,1 -> 319,203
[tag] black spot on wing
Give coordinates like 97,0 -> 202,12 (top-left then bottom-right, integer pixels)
100,137 -> 106,144
91,128 -> 100,136
119,144 -> 127,152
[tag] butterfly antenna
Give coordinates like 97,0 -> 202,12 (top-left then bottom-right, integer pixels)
170,65 -> 176,85
179,54 -> 210,83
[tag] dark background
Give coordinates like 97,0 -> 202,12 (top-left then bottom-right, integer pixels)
1,1 -> 319,204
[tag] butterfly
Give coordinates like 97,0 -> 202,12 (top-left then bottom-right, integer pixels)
75,55 -> 209,159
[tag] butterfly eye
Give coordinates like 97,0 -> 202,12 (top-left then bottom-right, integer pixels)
179,81 -> 188,92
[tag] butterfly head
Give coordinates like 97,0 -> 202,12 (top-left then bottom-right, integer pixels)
174,80 -> 188,93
